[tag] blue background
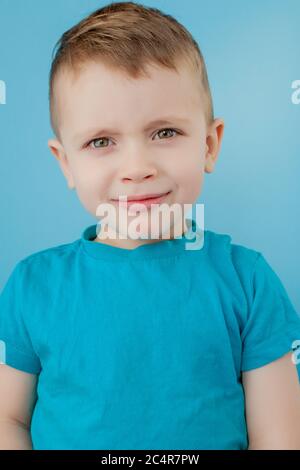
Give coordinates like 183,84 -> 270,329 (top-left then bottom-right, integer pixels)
0,0 -> 299,319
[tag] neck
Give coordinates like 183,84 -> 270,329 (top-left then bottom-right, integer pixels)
94,217 -> 189,250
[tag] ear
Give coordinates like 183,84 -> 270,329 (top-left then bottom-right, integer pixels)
204,118 -> 225,173
48,138 -> 75,189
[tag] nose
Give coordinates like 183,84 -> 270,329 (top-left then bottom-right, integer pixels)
121,167 -> 157,183
119,146 -> 158,183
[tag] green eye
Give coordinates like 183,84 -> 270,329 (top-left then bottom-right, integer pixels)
90,137 -> 111,149
86,127 -> 180,151
155,128 -> 179,139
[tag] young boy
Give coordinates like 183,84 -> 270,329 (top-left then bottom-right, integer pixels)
1,1 -> 300,451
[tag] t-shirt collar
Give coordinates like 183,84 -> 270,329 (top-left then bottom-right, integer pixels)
80,218 -> 204,261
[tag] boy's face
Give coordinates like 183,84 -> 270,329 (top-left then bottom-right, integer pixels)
48,60 -> 224,249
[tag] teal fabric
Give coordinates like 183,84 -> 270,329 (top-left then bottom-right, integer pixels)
1,218 -> 300,450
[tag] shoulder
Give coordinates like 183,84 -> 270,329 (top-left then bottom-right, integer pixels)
201,229 -> 281,306
11,239 -> 81,284
21,238 -> 79,263
203,228 -> 261,278
0,239 -> 82,313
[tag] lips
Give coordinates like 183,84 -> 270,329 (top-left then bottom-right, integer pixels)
112,191 -> 171,202
111,191 -> 171,209
113,191 -> 170,202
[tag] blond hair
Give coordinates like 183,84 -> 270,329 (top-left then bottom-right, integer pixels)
49,1 -> 214,139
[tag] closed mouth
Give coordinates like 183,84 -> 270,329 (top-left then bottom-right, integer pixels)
112,191 -> 171,202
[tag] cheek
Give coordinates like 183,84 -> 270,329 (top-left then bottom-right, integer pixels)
170,149 -> 205,204
72,165 -> 109,217
181,170 -> 204,204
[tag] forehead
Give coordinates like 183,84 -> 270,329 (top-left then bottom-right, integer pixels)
54,60 -> 204,139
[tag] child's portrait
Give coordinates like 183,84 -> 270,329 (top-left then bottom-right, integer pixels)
0,0 -> 300,452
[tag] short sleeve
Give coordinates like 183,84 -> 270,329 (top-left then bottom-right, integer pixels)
241,253 -> 300,372
0,261 -> 41,374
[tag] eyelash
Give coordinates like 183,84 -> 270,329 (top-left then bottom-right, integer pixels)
85,128 -> 181,150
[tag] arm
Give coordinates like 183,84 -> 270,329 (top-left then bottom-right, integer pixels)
242,351 -> 300,449
0,364 -> 38,450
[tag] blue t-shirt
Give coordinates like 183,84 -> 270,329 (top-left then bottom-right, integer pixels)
1,218 -> 300,450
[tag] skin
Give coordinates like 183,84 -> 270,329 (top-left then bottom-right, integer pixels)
48,59 -> 224,249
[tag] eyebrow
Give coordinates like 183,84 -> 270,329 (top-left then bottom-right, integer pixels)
74,117 -> 191,143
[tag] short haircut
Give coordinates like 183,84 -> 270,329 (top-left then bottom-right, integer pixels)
49,1 -> 214,140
